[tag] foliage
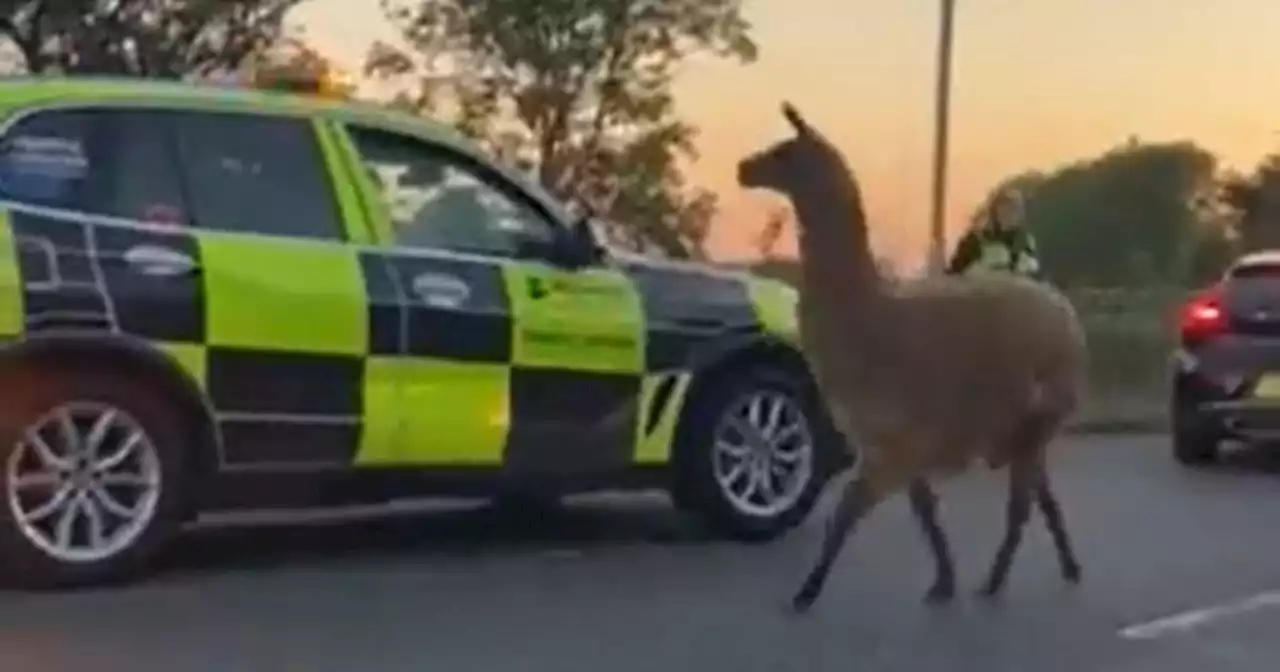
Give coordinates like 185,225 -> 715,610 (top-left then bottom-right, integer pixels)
0,0 -> 302,77
754,205 -> 788,260
973,140 -> 1231,288
366,0 -> 757,260
1220,153 -> 1280,252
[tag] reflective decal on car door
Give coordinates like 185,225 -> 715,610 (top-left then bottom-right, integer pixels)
502,261 -> 646,478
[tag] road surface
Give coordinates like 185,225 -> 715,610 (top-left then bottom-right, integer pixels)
2,434 -> 1280,672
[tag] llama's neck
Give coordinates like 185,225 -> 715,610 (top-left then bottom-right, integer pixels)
788,169 -> 900,391
791,177 -> 883,304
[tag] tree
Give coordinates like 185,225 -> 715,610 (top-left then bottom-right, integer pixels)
875,254 -> 900,282
0,0 -> 302,77
755,205 -> 788,261
366,0 -> 758,260
1221,153 -> 1280,252
975,140 -> 1229,287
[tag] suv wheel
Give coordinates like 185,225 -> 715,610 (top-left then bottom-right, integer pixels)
0,367 -> 190,588
1172,406 -> 1219,466
671,365 -> 842,542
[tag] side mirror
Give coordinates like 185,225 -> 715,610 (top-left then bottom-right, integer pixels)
512,214 -> 606,269
541,216 -> 604,269
573,216 -> 606,258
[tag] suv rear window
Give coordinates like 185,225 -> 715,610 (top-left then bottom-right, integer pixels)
0,108 -> 187,223
0,110 -> 97,210
1229,263 -> 1280,279
171,111 -> 345,241
0,107 -> 345,243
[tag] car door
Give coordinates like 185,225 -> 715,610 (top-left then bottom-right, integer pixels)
162,108 -> 389,470
0,103 -> 385,473
500,257 -> 646,477
0,105 -> 211,376
332,121 -> 646,479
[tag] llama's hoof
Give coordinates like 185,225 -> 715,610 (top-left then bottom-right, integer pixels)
1063,562 -> 1083,584
923,582 -> 956,605
974,582 -> 1003,600
789,587 -> 819,614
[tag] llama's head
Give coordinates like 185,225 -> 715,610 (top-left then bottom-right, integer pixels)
737,102 -> 847,196
738,102 -> 878,293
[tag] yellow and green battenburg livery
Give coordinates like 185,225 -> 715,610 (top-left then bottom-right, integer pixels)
0,76 -> 802,481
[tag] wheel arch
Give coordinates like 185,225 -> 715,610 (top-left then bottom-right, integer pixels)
0,331 -> 220,514
684,331 -> 815,398
674,331 -> 849,474
663,330 -> 848,541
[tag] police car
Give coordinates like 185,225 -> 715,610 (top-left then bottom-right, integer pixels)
0,69 -> 848,588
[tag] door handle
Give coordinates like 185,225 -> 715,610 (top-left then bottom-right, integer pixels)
410,272 -> 471,308
122,245 -> 199,277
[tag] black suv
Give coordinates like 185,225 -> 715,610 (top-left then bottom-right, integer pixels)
1172,251 -> 1280,464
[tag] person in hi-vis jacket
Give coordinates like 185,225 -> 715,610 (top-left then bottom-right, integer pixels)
947,186 -> 1043,279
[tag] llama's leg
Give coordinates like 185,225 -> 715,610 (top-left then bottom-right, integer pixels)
907,478 -> 956,604
976,459 -> 1037,597
790,471 -> 887,613
1034,464 -> 1082,583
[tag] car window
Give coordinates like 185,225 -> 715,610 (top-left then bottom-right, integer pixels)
0,108 -> 189,225
344,125 -> 558,258
0,110 -> 95,211
172,111 -> 344,241
1230,262 -> 1280,280
97,110 -> 189,225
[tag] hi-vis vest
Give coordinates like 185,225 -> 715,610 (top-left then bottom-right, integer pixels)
967,232 -> 1040,277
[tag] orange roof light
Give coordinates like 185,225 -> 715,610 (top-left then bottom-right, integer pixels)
250,60 -> 354,99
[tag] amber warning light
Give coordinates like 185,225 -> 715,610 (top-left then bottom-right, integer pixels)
209,49 -> 354,100
250,65 -> 353,99
261,69 -> 348,96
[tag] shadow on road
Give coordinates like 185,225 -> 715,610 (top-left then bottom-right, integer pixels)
151,494 -> 723,581
1211,441 -> 1280,475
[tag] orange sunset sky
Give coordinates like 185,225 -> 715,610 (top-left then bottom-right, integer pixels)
301,0 -> 1280,269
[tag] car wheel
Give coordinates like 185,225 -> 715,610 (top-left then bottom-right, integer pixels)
1172,406 -> 1219,466
671,365 -> 842,543
0,366 -> 190,588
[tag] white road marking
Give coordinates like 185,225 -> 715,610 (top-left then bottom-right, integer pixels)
1118,591 -> 1280,640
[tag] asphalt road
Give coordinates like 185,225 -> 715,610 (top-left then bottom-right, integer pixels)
3,434 -> 1280,672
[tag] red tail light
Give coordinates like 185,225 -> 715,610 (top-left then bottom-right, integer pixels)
1179,286 -> 1226,345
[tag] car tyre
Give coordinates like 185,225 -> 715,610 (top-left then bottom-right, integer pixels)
671,365 -> 844,543
1171,406 -> 1219,466
0,365 -> 190,589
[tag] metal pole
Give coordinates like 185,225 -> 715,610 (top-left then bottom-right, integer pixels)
927,0 -> 956,275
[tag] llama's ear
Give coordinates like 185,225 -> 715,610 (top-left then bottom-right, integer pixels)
781,102 -> 810,135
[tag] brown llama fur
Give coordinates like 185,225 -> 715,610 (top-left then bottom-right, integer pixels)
736,103 -> 1088,613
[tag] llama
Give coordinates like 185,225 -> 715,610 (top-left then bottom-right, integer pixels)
736,103 -> 1087,613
